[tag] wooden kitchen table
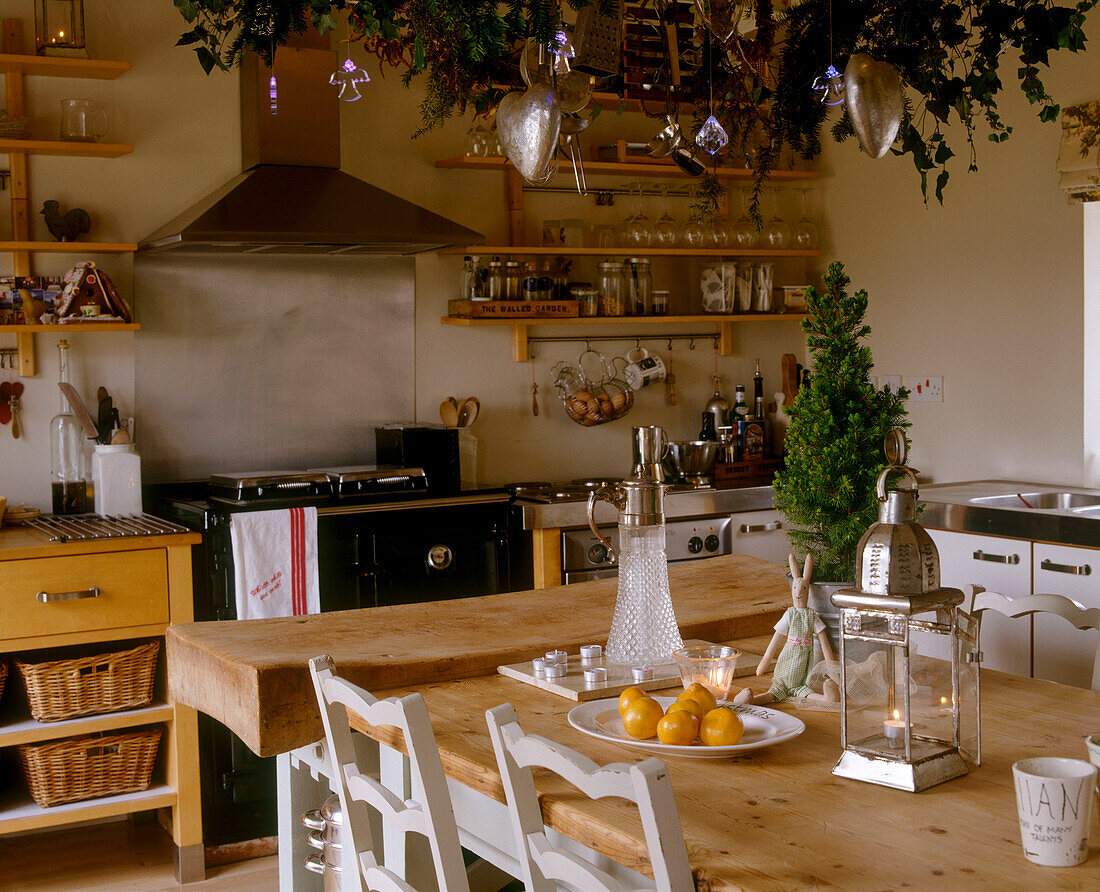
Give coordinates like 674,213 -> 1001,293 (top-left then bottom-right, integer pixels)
355,662 -> 1100,891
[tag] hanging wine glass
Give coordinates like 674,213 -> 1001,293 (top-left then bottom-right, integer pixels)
619,181 -> 639,247
625,183 -> 654,248
680,202 -> 708,248
792,187 -> 819,249
731,186 -> 757,249
708,213 -> 730,248
761,186 -> 791,249
654,184 -> 679,248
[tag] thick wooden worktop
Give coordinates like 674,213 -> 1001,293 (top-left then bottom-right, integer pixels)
0,524 -> 200,560
166,554 -> 790,757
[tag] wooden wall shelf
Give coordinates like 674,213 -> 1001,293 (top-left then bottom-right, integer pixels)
0,241 -> 137,254
0,323 -> 139,333
435,156 -> 818,181
441,313 -> 809,361
0,138 -> 133,158
0,53 -> 129,79
440,245 -> 819,258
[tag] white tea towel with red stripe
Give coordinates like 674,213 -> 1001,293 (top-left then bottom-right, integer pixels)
231,507 -> 320,620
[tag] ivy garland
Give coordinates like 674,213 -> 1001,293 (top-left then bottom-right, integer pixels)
173,0 -> 1098,222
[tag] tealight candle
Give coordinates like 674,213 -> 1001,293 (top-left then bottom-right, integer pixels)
580,644 -> 603,663
544,662 -> 566,678
632,666 -> 654,681
545,649 -> 568,665
582,666 -> 607,684
883,709 -> 906,749
531,657 -> 547,675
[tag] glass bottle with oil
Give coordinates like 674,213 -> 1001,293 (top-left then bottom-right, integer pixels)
50,339 -> 88,514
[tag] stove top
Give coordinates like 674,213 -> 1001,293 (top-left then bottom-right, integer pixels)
207,465 -> 428,506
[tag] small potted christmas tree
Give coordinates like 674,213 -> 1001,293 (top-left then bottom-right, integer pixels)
773,261 -> 910,651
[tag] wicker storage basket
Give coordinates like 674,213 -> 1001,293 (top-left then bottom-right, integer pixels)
15,641 -> 159,722
17,726 -> 161,808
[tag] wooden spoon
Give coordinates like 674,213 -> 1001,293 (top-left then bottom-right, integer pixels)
459,396 -> 480,427
440,397 -> 459,427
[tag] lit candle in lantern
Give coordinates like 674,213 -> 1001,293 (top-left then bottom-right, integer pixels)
883,708 -> 906,748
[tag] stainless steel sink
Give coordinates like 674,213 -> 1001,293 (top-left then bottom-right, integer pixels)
1072,504 -> 1100,516
969,491 -> 1100,510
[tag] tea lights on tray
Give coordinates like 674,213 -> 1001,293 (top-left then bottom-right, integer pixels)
582,666 -> 607,684
544,662 -> 566,678
632,666 -> 654,682
545,649 -> 568,665
580,644 -> 603,664
531,657 -> 548,675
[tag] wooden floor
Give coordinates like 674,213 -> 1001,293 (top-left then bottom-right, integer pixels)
0,822 -> 279,891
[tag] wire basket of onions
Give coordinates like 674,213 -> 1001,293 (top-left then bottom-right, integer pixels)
551,351 -> 634,427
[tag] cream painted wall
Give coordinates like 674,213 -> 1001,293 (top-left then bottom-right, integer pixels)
0,1 -> 1095,506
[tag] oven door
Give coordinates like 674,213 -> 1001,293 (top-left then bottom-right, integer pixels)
321,500 -> 511,608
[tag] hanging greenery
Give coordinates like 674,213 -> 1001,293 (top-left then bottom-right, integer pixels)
173,0 -> 1099,218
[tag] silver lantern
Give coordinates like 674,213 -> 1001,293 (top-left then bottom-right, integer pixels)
830,431 -> 981,792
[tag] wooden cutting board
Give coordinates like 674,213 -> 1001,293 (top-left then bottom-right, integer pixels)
498,641 -> 764,701
780,353 -> 799,406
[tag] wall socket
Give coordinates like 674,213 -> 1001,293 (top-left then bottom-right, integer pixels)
910,376 -> 944,402
881,375 -> 902,391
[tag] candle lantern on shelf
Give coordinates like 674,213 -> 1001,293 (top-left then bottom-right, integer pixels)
35,0 -> 85,54
830,430 -> 981,792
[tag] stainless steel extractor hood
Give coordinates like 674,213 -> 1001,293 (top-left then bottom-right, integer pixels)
140,35 -> 482,255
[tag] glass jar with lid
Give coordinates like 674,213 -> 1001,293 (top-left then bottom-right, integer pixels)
651,289 -> 670,316
503,260 -> 523,301
624,257 -> 652,316
570,283 -> 599,317
596,261 -> 626,317
486,257 -> 504,300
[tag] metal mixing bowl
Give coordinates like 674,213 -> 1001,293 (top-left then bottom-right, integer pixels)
665,440 -> 719,482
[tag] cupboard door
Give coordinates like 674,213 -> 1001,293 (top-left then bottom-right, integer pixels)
928,529 -> 1031,677
1032,542 -> 1100,689
729,510 -> 788,565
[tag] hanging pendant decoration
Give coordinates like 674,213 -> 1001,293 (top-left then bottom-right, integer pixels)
844,54 -> 903,158
696,114 -> 729,155
692,0 -> 747,43
812,64 -> 846,106
268,73 -> 278,114
330,57 -> 370,101
497,81 -> 562,184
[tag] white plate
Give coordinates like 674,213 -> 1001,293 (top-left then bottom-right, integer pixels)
567,696 -> 806,759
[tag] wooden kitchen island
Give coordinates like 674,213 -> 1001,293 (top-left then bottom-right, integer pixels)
166,555 -> 1100,890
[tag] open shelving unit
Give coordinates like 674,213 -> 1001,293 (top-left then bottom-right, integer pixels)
0,38 -> 136,377
435,153 -> 819,360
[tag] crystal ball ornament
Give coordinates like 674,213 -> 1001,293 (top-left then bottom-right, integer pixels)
695,114 -> 729,155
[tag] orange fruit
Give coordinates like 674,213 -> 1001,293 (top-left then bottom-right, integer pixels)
700,707 -> 744,746
622,697 -> 664,740
657,709 -> 699,746
665,697 -> 706,723
682,682 -> 719,713
618,686 -> 647,718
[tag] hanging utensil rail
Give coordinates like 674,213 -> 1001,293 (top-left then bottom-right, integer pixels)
528,332 -> 717,358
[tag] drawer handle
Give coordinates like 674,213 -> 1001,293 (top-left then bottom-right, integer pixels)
971,550 -> 1019,565
740,521 -> 782,533
1039,558 -> 1092,576
36,586 -> 101,603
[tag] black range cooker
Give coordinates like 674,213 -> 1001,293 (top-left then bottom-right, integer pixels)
152,464 -> 512,846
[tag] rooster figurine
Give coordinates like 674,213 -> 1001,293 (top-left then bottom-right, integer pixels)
40,200 -> 91,242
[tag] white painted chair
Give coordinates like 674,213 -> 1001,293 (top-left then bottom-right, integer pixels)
308,654 -> 471,892
485,703 -> 693,892
966,586 -> 1100,691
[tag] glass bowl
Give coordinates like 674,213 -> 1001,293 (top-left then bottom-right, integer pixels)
672,644 -> 741,702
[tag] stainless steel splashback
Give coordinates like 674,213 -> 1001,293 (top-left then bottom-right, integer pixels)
133,253 -> 415,482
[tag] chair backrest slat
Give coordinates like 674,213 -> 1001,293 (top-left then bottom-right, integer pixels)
486,703 -> 694,892
309,655 -> 471,892
966,586 -> 1100,691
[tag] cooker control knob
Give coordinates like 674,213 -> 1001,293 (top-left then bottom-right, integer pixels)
426,544 -> 453,570
688,536 -> 703,554
704,534 -> 720,553
587,543 -> 609,564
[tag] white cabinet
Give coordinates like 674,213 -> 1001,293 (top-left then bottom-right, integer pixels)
929,530 -> 1031,678
929,529 -> 1100,689
1032,542 -> 1100,689
729,510 -> 789,565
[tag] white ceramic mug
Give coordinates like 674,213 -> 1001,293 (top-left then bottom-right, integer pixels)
1012,757 -> 1096,867
623,348 -> 666,389
1087,735 -> 1100,792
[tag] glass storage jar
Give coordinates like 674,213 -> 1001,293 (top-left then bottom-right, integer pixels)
503,261 -> 523,301
624,257 -> 652,316
571,285 -> 599,317
486,257 -> 504,300
596,261 -> 626,317
651,289 -> 670,316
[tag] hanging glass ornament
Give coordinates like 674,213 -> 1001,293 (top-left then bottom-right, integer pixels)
330,57 -> 371,101
268,73 -> 278,115
696,114 -> 729,154
812,64 -> 845,105
552,28 -> 576,75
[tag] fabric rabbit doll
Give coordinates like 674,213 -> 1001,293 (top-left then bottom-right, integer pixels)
735,553 -> 840,705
